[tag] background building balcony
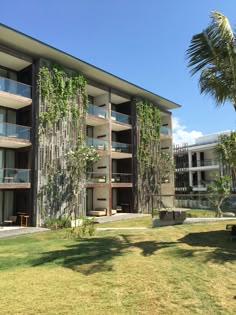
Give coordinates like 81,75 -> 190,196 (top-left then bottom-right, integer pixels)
191,159 -> 219,168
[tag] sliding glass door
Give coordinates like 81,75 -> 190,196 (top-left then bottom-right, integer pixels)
0,190 -> 14,221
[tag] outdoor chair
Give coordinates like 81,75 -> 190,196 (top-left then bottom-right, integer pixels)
3,215 -> 17,225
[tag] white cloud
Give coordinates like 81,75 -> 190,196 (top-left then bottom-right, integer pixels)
172,117 -> 203,145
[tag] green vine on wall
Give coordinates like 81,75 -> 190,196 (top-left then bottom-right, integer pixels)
37,63 -> 99,221
136,99 -> 173,211
38,64 -> 88,136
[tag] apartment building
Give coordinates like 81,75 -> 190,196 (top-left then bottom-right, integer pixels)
0,24 -> 179,226
174,131 -> 232,193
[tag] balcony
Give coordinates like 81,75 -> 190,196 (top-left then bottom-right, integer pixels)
111,111 -> 131,131
0,168 -> 31,188
111,141 -> 132,158
112,173 -> 132,186
0,76 -> 32,109
0,123 -> 31,148
86,104 -> 108,126
86,137 -> 108,151
160,126 -> 171,136
191,159 -> 219,169
86,172 -> 108,184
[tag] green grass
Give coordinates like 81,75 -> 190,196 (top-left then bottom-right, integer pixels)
0,220 -> 236,314
186,209 -> 216,218
98,209 -> 215,229
99,216 -> 152,228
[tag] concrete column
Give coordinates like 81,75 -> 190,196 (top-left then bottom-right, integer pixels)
189,171 -> 193,187
197,171 -> 202,187
188,151 -> 192,168
196,152 -> 201,167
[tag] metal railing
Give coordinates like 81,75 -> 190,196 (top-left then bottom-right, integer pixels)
111,111 -> 131,124
0,122 -> 31,140
112,173 -> 132,183
111,141 -> 132,153
86,172 -> 108,184
0,76 -> 31,98
191,159 -> 219,167
86,137 -> 108,150
0,168 -> 30,183
88,104 -> 108,119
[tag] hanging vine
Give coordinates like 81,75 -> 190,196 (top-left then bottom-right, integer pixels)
136,99 -> 173,211
37,63 -> 99,222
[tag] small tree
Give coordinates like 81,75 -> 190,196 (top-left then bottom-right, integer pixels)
207,173 -> 230,217
215,132 -> 236,187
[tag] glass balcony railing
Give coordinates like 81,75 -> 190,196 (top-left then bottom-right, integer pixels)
0,76 -> 31,98
191,159 -> 219,167
86,137 -> 108,150
0,168 -> 30,183
86,172 -> 108,184
88,104 -> 108,119
160,126 -> 171,135
111,111 -> 131,125
111,141 -> 132,153
112,173 -> 132,183
0,122 -> 31,141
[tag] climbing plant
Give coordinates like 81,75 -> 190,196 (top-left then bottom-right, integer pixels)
136,99 -> 173,211
37,63 -> 99,222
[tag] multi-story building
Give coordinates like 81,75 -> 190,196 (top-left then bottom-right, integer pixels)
0,23 -> 179,226
174,131 -> 232,193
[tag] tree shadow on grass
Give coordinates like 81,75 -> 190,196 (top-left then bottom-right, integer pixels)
31,235 -> 177,275
178,229 -> 236,263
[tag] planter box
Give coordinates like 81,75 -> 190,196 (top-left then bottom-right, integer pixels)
71,219 -> 83,228
159,210 -> 173,221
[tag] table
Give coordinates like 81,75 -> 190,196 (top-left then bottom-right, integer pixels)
17,212 -> 27,227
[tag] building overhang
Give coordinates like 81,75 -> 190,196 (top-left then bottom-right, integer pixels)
0,23 -> 181,112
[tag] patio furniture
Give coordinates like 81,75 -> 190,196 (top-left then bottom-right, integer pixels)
3,215 -> 17,225
24,215 -> 30,227
17,212 -> 27,227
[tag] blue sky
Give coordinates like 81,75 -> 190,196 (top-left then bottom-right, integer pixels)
1,0 -> 236,143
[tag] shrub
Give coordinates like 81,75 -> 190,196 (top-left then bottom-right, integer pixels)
44,216 -> 71,229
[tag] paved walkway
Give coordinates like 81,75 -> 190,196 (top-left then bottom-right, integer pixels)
95,213 -> 150,223
0,227 -> 49,238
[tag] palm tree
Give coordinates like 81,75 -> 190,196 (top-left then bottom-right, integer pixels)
186,11 -> 236,110
215,132 -> 236,184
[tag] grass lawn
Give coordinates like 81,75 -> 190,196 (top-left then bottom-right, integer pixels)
1,220 -> 236,315
99,209 -> 216,228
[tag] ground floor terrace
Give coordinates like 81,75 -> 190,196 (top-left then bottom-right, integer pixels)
86,186 -> 134,216
0,189 -> 32,226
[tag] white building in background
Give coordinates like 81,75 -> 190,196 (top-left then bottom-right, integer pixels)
174,131 -> 232,193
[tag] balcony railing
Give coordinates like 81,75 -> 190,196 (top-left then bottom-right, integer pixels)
160,126 -> 171,135
0,122 -> 31,141
112,173 -> 132,183
86,137 -> 108,150
111,141 -> 132,153
191,159 -> 219,167
88,104 -> 108,119
0,168 -> 30,183
111,111 -> 131,124
86,172 -> 108,184
0,76 -> 31,98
